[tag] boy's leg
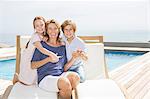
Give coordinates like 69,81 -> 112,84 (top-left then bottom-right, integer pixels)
75,67 -> 85,83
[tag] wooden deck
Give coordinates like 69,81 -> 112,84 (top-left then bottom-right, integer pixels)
110,51 -> 150,99
0,79 -> 12,97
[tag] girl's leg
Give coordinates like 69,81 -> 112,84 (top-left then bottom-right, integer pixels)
13,73 -> 19,84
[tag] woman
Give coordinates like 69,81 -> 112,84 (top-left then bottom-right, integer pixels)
31,19 -> 80,99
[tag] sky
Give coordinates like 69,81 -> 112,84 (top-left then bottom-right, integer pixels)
0,0 -> 150,45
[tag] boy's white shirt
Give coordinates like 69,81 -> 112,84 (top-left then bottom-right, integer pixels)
62,35 -> 86,68
18,33 -> 41,85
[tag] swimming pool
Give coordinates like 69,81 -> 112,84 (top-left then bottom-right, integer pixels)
0,51 -> 146,80
105,50 -> 146,70
0,59 -> 16,80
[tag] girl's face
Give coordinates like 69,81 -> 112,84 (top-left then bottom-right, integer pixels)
34,19 -> 45,34
47,23 -> 59,39
63,25 -> 75,39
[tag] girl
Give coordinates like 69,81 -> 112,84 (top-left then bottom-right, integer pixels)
13,16 -> 59,85
61,20 -> 88,83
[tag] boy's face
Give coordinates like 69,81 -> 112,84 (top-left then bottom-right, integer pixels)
63,25 -> 75,39
34,19 -> 45,34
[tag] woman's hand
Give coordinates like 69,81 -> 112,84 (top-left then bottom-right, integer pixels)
50,53 -> 59,63
47,56 -> 58,63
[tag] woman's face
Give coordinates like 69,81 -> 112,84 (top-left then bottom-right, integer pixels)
63,25 -> 75,39
47,23 -> 59,39
34,19 -> 45,34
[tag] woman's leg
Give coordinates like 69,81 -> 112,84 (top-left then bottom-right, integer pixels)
58,77 -> 72,99
66,72 -> 80,89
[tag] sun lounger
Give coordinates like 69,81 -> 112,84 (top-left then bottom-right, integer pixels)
72,36 -> 125,99
7,82 -> 57,99
3,35 -> 125,99
76,79 -> 125,99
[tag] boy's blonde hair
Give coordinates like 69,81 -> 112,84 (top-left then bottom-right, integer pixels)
61,20 -> 76,33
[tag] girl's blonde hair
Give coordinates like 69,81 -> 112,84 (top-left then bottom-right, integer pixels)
33,16 -> 46,29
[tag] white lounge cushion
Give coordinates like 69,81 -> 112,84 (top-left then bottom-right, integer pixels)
84,43 -> 105,80
77,79 -> 125,99
8,82 -> 57,99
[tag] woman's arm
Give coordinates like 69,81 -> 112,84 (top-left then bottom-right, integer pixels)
31,57 -> 52,69
34,42 -> 59,62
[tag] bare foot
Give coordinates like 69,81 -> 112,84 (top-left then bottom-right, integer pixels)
12,73 -> 19,84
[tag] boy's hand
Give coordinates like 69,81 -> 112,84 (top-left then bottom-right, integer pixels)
72,51 -> 79,59
74,49 -> 88,61
80,51 -> 88,61
72,50 -> 82,59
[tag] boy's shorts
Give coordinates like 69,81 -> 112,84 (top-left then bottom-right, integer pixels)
69,66 -> 85,83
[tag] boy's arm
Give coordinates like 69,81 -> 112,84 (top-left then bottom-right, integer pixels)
64,57 -> 76,72
34,42 -> 59,62
64,51 -> 79,71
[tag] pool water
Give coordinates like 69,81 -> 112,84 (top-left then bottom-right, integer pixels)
105,50 -> 146,71
0,59 -> 16,80
0,51 -> 146,80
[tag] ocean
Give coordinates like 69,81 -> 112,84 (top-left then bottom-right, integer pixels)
0,31 -> 149,46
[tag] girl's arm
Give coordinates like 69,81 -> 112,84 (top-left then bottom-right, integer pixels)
34,42 -> 59,62
31,57 -> 52,69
